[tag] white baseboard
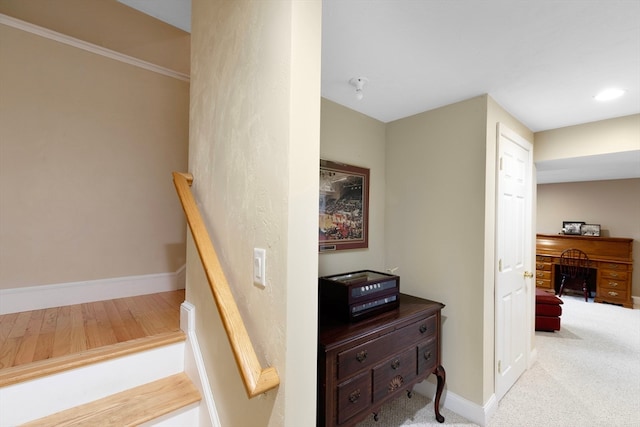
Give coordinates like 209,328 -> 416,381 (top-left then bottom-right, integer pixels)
632,295 -> 640,309
413,379 -> 496,427
0,265 -> 186,315
181,302 -> 221,427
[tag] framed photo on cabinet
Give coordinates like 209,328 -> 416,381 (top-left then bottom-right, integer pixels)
319,159 -> 369,252
562,221 -> 585,235
581,224 -> 601,236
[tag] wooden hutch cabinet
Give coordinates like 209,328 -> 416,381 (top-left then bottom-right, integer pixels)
535,234 -> 634,308
317,294 -> 446,426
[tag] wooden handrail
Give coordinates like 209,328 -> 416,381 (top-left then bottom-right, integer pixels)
172,172 -> 280,398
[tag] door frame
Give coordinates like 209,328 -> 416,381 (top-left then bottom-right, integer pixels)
494,122 -> 535,402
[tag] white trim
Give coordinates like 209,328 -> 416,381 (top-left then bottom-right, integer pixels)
413,380 -> 496,427
632,295 -> 640,309
0,13 -> 189,82
0,266 -> 186,315
181,302 -> 222,427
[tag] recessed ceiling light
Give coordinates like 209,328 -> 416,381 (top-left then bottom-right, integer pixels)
594,88 -> 625,101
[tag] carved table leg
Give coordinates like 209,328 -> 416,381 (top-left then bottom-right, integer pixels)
407,389 -> 413,398
373,412 -> 379,422
434,365 -> 446,423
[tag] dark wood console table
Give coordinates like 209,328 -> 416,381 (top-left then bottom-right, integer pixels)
317,294 -> 446,426
536,234 -> 634,308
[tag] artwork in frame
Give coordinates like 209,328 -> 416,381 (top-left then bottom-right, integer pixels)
562,221 -> 585,235
581,224 -> 601,237
319,159 -> 369,252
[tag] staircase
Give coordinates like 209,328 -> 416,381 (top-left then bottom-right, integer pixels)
0,294 -> 204,426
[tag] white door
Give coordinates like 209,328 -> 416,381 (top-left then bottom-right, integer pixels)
495,123 -> 533,401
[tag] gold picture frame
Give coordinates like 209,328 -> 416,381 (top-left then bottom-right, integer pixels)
319,159 -> 369,252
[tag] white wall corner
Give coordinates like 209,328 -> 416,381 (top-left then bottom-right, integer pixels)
176,264 -> 187,289
181,302 -> 221,427
0,265 -> 186,315
413,379 -> 495,427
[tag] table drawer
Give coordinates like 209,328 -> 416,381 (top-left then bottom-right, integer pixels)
337,371 -> 371,425
599,262 -> 629,271
599,278 -> 628,291
337,315 -> 436,380
536,270 -> 551,280
597,289 -> 628,302
536,263 -> 551,271
536,255 -> 552,263
535,278 -> 552,289
372,347 -> 417,402
600,270 -> 628,281
418,337 -> 438,375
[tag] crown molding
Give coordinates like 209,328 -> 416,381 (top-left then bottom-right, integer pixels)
0,13 -> 189,82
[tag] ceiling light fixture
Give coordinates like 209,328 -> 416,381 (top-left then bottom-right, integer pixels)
594,88 -> 625,101
349,77 -> 368,100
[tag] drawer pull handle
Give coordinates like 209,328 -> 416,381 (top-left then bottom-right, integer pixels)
610,264 -> 619,269
609,282 -> 619,287
424,351 -> 432,361
608,291 -> 619,297
536,280 -> 543,285
388,375 -> 404,392
356,350 -> 368,362
348,389 -> 361,403
419,324 -> 428,333
610,272 -> 619,277
391,359 -> 400,370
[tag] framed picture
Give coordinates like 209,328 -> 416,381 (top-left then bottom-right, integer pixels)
319,159 -> 369,252
581,224 -> 601,237
562,221 -> 585,235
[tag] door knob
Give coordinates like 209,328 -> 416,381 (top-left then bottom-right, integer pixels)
524,271 -> 534,278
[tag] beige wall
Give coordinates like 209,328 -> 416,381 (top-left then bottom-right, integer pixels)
319,94 -> 535,408
385,95 -> 489,405
537,179 -> 640,296
188,1 -> 320,426
535,114 -> 640,162
0,22 -> 189,289
319,99 -> 387,276
322,95 -> 534,408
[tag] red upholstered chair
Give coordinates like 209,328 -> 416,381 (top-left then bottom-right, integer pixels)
557,248 -> 590,302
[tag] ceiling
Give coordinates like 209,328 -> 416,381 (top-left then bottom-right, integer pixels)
321,0 -> 639,131
117,0 -> 190,33
119,0 -> 640,184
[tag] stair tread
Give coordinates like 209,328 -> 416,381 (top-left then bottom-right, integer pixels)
22,372 -> 200,427
0,331 -> 186,388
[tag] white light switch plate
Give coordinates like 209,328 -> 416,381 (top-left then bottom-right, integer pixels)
253,248 -> 266,286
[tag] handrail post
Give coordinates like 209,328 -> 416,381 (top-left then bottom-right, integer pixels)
172,172 -> 280,397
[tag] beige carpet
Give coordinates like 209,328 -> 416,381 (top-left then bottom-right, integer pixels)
356,295 -> 640,427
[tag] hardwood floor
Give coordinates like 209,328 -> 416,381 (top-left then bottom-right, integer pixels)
0,290 -> 184,370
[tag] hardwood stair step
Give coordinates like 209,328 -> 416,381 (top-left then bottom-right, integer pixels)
22,372 -> 200,426
0,331 -> 186,388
